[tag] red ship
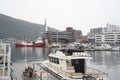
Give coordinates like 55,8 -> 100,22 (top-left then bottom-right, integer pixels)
15,37 -> 46,47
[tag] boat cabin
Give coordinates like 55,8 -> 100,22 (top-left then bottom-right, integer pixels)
48,49 -> 91,79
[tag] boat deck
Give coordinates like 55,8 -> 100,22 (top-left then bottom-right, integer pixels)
42,61 -> 108,80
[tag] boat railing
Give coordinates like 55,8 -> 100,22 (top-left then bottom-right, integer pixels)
86,67 -> 108,78
0,43 -> 11,80
72,52 -> 91,57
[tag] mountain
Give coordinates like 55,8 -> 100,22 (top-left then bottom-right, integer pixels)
0,14 -> 58,40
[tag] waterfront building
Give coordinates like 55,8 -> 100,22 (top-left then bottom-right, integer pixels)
73,30 -> 82,42
95,34 -> 104,44
87,27 -> 102,43
66,27 -> 82,43
95,24 -> 120,45
47,27 -> 82,44
81,36 -> 87,43
95,32 -> 120,45
103,23 -> 120,32
66,27 -> 73,32
47,31 -> 73,43
88,23 -> 120,45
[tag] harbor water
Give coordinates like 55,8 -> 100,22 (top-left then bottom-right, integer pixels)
11,44 -> 120,80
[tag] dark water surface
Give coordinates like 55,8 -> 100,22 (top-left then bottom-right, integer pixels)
11,44 -> 120,80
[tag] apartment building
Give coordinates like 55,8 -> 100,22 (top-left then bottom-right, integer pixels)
95,32 -> 120,45
46,27 -> 82,44
88,23 -> 120,45
87,27 -> 102,43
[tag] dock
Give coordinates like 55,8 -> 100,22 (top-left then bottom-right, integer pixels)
12,61 -> 58,80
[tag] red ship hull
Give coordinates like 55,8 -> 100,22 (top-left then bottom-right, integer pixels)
15,42 -> 46,47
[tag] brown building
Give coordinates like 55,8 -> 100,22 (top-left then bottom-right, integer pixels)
81,36 -> 87,43
66,27 -> 82,42
47,31 -> 73,43
66,27 -> 73,32
44,27 -> 82,44
73,30 -> 82,42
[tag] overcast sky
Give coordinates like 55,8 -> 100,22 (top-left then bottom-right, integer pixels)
0,0 -> 120,35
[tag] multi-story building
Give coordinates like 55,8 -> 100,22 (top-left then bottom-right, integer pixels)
66,27 -> 73,32
87,27 -> 102,43
81,36 -> 87,43
95,32 -> 120,45
73,30 -> 82,42
103,23 -> 120,32
46,27 -> 82,44
88,23 -> 120,45
66,27 -> 82,42
47,31 -> 73,43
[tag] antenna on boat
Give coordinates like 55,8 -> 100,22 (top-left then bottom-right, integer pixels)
24,34 -> 27,41
35,31 -> 39,38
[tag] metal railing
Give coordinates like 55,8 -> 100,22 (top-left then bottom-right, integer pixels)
86,67 -> 108,78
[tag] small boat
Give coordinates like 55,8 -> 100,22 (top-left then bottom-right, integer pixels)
22,64 -> 48,79
0,43 -> 13,80
15,37 -> 46,47
22,65 -> 34,78
94,44 -> 112,51
42,48 -> 109,80
112,46 -> 120,51
51,42 -> 61,48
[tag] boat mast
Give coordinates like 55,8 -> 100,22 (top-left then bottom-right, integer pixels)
44,18 -> 48,45
57,32 -> 58,43
45,18 -> 48,32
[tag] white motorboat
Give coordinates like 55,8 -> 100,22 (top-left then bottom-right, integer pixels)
51,42 -> 61,48
112,46 -> 120,51
42,49 -> 109,80
94,44 -> 112,50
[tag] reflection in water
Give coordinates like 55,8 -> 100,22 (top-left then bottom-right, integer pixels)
34,47 -> 43,59
20,47 -> 33,54
88,51 -> 120,80
12,47 -> 50,62
90,51 -> 120,67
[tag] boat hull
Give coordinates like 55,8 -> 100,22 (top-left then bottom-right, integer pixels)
15,42 -> 46,47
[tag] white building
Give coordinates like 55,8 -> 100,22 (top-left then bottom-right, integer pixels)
103,23 -> 120,32
87,27 -> 102,43
95,32 -> 120,45
88,23 -> 120,45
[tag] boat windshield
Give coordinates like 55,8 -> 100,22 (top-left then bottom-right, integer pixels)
60,49 -> 84,56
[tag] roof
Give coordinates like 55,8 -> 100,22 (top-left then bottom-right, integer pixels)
49,50 -> 91,60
